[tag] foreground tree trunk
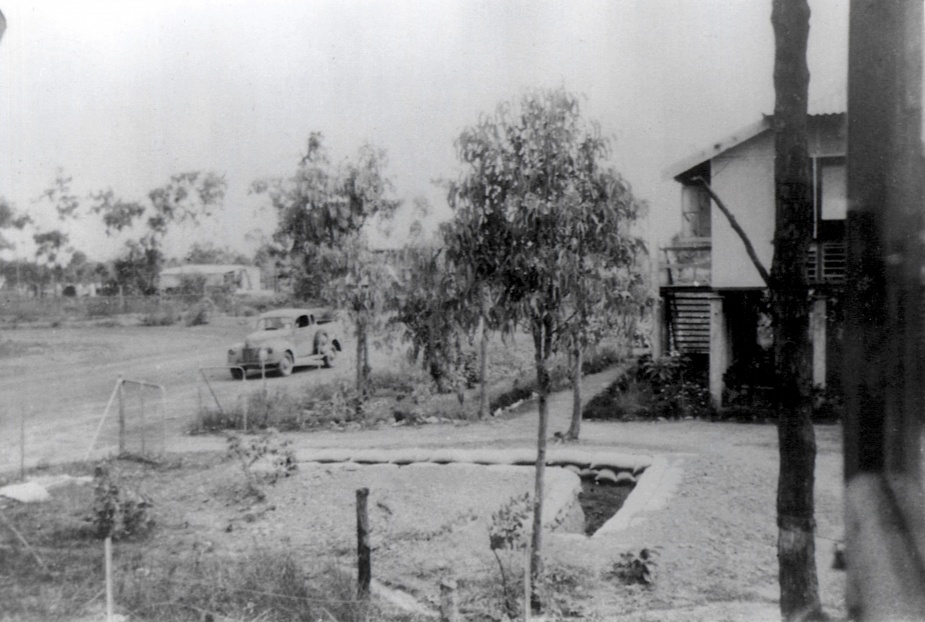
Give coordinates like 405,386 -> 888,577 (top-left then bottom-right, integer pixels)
770,1 -> 823,620
566,343 -> 582,439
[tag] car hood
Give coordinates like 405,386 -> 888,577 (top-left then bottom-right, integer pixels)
244,329 -> 290,348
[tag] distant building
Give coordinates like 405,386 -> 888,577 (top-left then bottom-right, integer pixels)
158,264 -> 264,295
658,111 -> 846,406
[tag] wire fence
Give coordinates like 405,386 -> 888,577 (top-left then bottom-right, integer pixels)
84,377 -> 167,462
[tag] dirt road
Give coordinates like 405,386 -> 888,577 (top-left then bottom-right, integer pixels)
0,316 -> 360,474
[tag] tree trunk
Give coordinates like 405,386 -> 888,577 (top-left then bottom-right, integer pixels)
478,295 -> 490,419
566,342 -> 582,440
355,312 -> 368,418
529,317 -> 552,613
770,1 -> 823,619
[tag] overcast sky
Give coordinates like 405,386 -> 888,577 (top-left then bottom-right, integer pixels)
0,0 -> 849,263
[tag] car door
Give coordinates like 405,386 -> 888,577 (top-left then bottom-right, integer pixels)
292,314 -> 312,358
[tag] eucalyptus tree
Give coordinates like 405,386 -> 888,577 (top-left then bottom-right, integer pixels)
770,0 -> 823,618
254,134 -> 400,408
90,171 -> 226,293
447,88 -> 646,610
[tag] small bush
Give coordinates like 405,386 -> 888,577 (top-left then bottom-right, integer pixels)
368,364 -> 433,396
89,459 -> 154,540
581,344 -> 624,375
226,429 -> 297,499
183,299 -> 213,326
606,547 -> 659,586
489,493 -> 531,620
583,353 -> 713,421
490,385 -> 534,414
139,305 -> 178,326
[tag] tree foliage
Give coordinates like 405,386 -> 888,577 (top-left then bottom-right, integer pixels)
90,171 -> 227,294
446,88 -> 647,610
0,196 -> 32,251
255,133 -> 400,408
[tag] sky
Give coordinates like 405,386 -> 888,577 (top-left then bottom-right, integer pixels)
0,0 -> 849,264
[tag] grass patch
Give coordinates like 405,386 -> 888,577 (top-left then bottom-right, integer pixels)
0,458 -> 429,622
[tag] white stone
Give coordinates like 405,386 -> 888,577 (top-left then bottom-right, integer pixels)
0,481 -> 51,503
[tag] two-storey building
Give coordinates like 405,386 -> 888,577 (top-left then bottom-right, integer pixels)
659,111 -> 846,406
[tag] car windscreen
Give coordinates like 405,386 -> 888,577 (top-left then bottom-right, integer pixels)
256,317 -> 292,330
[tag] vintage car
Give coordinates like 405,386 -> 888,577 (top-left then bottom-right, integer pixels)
226,308 -> 342,379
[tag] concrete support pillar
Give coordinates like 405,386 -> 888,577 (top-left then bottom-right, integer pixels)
709,295 -> 729,408
652,296 -> 665,358
811,297 -> 827,389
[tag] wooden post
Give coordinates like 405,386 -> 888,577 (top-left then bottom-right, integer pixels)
439,578 -> 460,622
242,379 -> 249,432
117,376 -> 125,455
19,410 -> 25,481
139,386 -> 146,455
356,487 -> 371,598
105,536 -> 114,622
523,544 -> 531,622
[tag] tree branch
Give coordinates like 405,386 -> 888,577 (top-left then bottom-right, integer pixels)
692,176 -> 771,287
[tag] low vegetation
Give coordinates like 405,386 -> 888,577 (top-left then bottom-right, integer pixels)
583,352 -> 713,422
192,343 -> 628,434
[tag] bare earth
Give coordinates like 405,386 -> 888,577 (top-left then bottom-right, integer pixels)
0,318 -> 847,621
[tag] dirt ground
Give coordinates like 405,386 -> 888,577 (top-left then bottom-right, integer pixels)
0,316 -> 375,473
1,317 -> 848,620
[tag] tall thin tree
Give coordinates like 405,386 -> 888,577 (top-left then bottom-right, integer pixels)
770,0 -> 824,619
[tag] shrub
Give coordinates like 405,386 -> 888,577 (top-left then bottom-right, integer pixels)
368,364 -> 433,396
606,547 -> 659,586
581,344 -> 624,375
226,429 -> 297,499
139,304 -> 179,326
183,299 -> 213,326
583,353 -> 713,421
489,493 -> 531,620
89,459 -> 154,540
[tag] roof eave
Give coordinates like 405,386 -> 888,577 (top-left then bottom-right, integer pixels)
664,116 -> 772,182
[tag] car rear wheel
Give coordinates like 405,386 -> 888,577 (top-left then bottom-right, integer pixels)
323,348 -> 336,368
278,352 -> 294,377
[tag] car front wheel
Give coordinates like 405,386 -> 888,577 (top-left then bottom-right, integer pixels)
277,352 -> 294,377
230,367 -> 245,380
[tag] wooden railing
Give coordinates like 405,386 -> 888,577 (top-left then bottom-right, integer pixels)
805,240 -> 846,284
660,238 -> 712,287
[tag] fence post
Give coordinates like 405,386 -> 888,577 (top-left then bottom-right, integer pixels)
356,487 -> 371,599
104,536 -> 114,622
117,376 -> 125,455
139,386 -> 146,455
242,381 -> 249,432
19,410 -> 25,481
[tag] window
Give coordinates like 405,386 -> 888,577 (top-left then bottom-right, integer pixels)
815,157 -> 847,239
